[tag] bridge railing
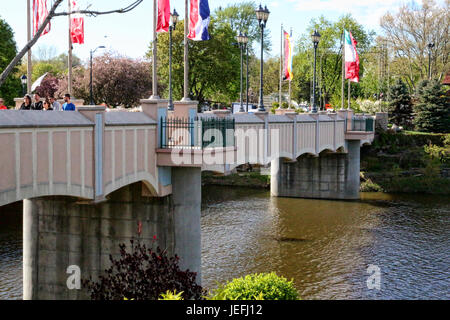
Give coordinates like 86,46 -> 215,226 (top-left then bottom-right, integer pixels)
351,116 -> 375,132
160,117 -> 235,149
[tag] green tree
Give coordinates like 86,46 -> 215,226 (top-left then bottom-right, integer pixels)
214,1 -> 271,51
153,19 -> 240,105
387,78 -> 413,128
414,79 -> 450,133
0,17 -> 21,105
56,53 -> 153,107
291,14 -> 375,108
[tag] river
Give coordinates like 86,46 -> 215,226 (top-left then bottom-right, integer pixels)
1,188 -> 449,300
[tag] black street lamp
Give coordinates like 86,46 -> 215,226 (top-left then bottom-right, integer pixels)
90,46 -> 105,105
311,29 -> 321,113
236,32 -> 249,113
255,4 -> 270,112
20,75 -> 27,96
428,42 -> 435,80
168,9 -> 179,111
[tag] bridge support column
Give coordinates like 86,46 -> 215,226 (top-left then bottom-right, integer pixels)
171,167 -> 202,284
271,141 -> 361,200
22,182 -> 175,300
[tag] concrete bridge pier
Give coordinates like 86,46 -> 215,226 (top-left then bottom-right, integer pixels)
271,140 -> 361,200
22,182 -> 177,300
172,167 -> 202,284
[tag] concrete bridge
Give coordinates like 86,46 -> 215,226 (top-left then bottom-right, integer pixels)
0,99 -> 375,299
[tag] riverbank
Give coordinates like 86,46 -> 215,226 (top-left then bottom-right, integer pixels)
360,130 -> 450,195
202,131 -> 450,195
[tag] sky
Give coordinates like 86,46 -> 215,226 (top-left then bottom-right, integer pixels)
0,0 -> 430,64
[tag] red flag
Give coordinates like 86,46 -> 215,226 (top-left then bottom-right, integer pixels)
283,31 -> 293,81
344,30 -> 360,83
70,0 -> 84,44
33,0 -> 51,36
156,0 -> 170,33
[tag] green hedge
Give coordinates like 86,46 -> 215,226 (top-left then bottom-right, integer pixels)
208,272 -> 299,300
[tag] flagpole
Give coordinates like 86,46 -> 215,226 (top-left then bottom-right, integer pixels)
151,0 -> 159,99
341,29 -> 345,110
27,0 -> 32,94
68,0 -> 73,96
348,79 -> 351,110
288,28 -> 293,110
279,24 -> 283,108
183,0 -> 190,101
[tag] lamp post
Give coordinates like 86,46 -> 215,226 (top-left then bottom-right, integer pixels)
237,33 -> 249,113
428,42 -> 435,80
168,9 -> 179,111
90,46 -> 105,105
21,75 -> 27,96
255,4 -> 270,112
311,30 -> 321,113
246,43 -> 250,112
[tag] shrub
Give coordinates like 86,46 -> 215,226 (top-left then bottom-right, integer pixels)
208,272 -> 299,300
83,240 -> 204,300
159,290 -> 184,300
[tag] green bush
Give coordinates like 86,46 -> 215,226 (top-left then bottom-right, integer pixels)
208,272 -> 299,300
158,290 -> 184,300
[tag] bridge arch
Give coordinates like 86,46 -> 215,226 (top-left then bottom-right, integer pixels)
103,172 -> 159,198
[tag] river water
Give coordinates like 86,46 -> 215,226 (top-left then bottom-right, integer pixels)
1,188 -> 449,300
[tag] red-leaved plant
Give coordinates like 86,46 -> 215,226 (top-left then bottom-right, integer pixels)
82,240 -> 204,300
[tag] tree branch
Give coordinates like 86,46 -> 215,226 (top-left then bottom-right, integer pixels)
0,0 -> 143,88
53,0 -> 143,17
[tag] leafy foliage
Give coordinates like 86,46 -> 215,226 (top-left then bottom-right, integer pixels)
387,78 -> 413,128
158,290 -> 184,300
214,1 -> 271,51
153,19 -> 239,105
208,272 -> 299,300
0,17 -> 21,105
35,75 -> 59,98
413,79 -> 450,133
57,53 -> 153,107
83,240 -> 204,300
380,0 -> 449,87
291,14 -> 375,107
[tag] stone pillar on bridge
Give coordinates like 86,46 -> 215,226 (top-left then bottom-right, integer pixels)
23,182 -> 176,300
171,167 -> 202,284
271,140 -> 361,200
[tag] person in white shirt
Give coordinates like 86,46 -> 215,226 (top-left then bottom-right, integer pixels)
50,97 -> 61,111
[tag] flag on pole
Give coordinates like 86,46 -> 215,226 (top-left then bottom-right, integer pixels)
156,0 -> 171,33
188,0 -> 210,41
344,30 -> 360,82
71,0 -> 84,44
31,72 -> 48,92
283,31 -> 293,81
33,0 -> 51,36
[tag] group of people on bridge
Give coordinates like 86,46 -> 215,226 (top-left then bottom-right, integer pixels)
14,93 -> 76,111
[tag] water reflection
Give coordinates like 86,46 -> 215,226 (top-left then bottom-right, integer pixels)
201,187 -> 450,300
0,202 -> 22,300
0,190 -> 448,300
